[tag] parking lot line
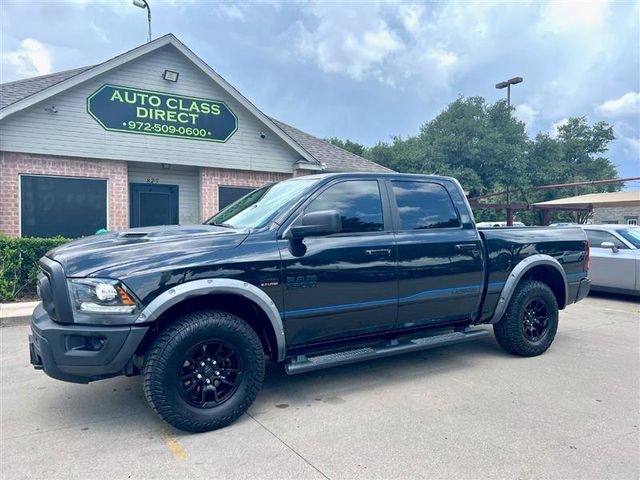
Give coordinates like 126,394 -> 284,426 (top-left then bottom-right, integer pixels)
158,424 -> 189,460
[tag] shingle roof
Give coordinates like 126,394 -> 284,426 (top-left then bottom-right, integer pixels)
0,61 -> 389,173
0,66 -> 94,109
269,118 -> 390,172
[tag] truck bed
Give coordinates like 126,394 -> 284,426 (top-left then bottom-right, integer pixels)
478,226 -> 588,322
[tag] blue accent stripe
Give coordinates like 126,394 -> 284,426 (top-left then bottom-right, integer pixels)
567,272 -> 587,277
282,282 -> 498,317
282,297 -> 396,316
401,284 -> 481,302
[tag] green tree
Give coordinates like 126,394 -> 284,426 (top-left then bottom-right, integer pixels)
366,98 -> 619,225
326,137 -> 366,157
368,97 -> 529,197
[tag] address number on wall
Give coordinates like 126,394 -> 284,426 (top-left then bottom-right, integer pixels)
146,178 -> 159,184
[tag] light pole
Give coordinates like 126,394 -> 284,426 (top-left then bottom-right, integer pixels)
495,76 -> 523,108
133,0 -> 152,43
495,76 -> 523,226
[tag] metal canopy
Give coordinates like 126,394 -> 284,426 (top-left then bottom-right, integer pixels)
533,191 -> 640,209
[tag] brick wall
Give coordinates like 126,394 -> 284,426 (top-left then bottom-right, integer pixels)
199,167 -> 291,221
0,151 -> 128,236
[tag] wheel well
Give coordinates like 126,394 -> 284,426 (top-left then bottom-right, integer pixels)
522,265 -> 566,309
136,293 -> 279,361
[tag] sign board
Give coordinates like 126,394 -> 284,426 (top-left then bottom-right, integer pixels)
87,84 -> 238,142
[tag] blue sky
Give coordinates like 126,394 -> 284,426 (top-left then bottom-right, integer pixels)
1,0 -> 639,181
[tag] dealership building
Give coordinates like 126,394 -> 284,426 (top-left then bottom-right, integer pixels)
0,34 -> 388,238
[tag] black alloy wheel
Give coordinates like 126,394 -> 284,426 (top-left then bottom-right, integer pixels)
521,298 -> 549,342
178,340 -> 243,408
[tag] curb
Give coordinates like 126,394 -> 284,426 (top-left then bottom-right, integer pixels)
0,302 -> 38,328
1,315 -> 32,328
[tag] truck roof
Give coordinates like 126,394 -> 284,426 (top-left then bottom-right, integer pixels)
298,171 -> 458,183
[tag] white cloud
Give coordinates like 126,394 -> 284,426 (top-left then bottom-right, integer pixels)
398,3 -> 424,35
551,118 -> 569,137
515,104 -> 539,128
218,3 -> 248,20
294,8 -> 403,81
622,137 -> 640,157
597,92 -> 640,117
539,0 -> 611,33
431,50 -> 458,69
3,38 -> 52,77
90,21 -> 109,43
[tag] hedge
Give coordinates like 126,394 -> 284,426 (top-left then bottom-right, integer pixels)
0,235 -> 70,302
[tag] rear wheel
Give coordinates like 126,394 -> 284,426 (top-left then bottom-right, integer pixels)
493,280 -> 559,357
143,310 -> 265,432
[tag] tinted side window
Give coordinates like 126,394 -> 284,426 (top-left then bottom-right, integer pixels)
306,180 -> 383,233
585,230 -> 627,249
391,181 -> 459,230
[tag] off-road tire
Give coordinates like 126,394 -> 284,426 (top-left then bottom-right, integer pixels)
143,310 -> 265,432
493,280 -> 559,357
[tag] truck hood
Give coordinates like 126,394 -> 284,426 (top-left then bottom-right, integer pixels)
47,224 -> 249,277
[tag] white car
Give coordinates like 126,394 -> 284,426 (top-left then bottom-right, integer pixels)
581,225 -> 640,296
477,221 -> 526,228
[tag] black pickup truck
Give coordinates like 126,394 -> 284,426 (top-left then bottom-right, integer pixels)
30,172 -> 590,432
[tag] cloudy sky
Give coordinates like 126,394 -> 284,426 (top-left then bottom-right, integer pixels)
1,0 -> 639,179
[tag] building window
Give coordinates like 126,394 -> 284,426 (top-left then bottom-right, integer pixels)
219,186 -> 256,210
20,175 -> 107,238
625,216 -> 638,226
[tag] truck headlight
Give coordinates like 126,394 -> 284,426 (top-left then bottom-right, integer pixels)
68,279 -> 139,314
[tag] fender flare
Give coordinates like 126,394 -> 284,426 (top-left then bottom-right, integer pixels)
135,279 -> 286,361
491,254 -> 568,324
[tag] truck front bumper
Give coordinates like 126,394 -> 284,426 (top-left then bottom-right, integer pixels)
29,303 -> 149,384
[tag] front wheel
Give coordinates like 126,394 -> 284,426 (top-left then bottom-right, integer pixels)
143,310 -> 265,432
493,280 -> 559,357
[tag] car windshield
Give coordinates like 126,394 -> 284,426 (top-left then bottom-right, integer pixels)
616,227 -> 640,248
205,177 -> 321,229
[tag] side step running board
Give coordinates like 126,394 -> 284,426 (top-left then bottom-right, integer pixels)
285,328 -> 489,375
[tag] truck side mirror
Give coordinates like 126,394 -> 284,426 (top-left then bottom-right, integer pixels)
290,210 -> 341,238
600,241 -> 619,253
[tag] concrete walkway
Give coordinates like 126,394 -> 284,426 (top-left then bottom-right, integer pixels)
1,294 -> 638,479
0,301 -> 38,327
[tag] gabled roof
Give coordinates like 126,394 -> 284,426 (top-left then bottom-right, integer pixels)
0,66 -> 94,110
0,34 -> 389,173
271,118 -> 390,172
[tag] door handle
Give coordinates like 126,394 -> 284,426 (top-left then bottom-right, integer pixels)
454,243 -> 478,251
365,248 -> 392,256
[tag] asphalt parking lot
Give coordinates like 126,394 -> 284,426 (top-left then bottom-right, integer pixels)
1,294 -> 638,480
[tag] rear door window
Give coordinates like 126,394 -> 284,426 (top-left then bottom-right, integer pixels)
391,181 -> 460,230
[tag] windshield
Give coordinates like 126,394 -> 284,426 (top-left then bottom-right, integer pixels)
206,177 -> 321,229
616,227 -> 640,248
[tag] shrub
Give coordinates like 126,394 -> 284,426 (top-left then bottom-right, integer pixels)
0,235 -> 70,302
